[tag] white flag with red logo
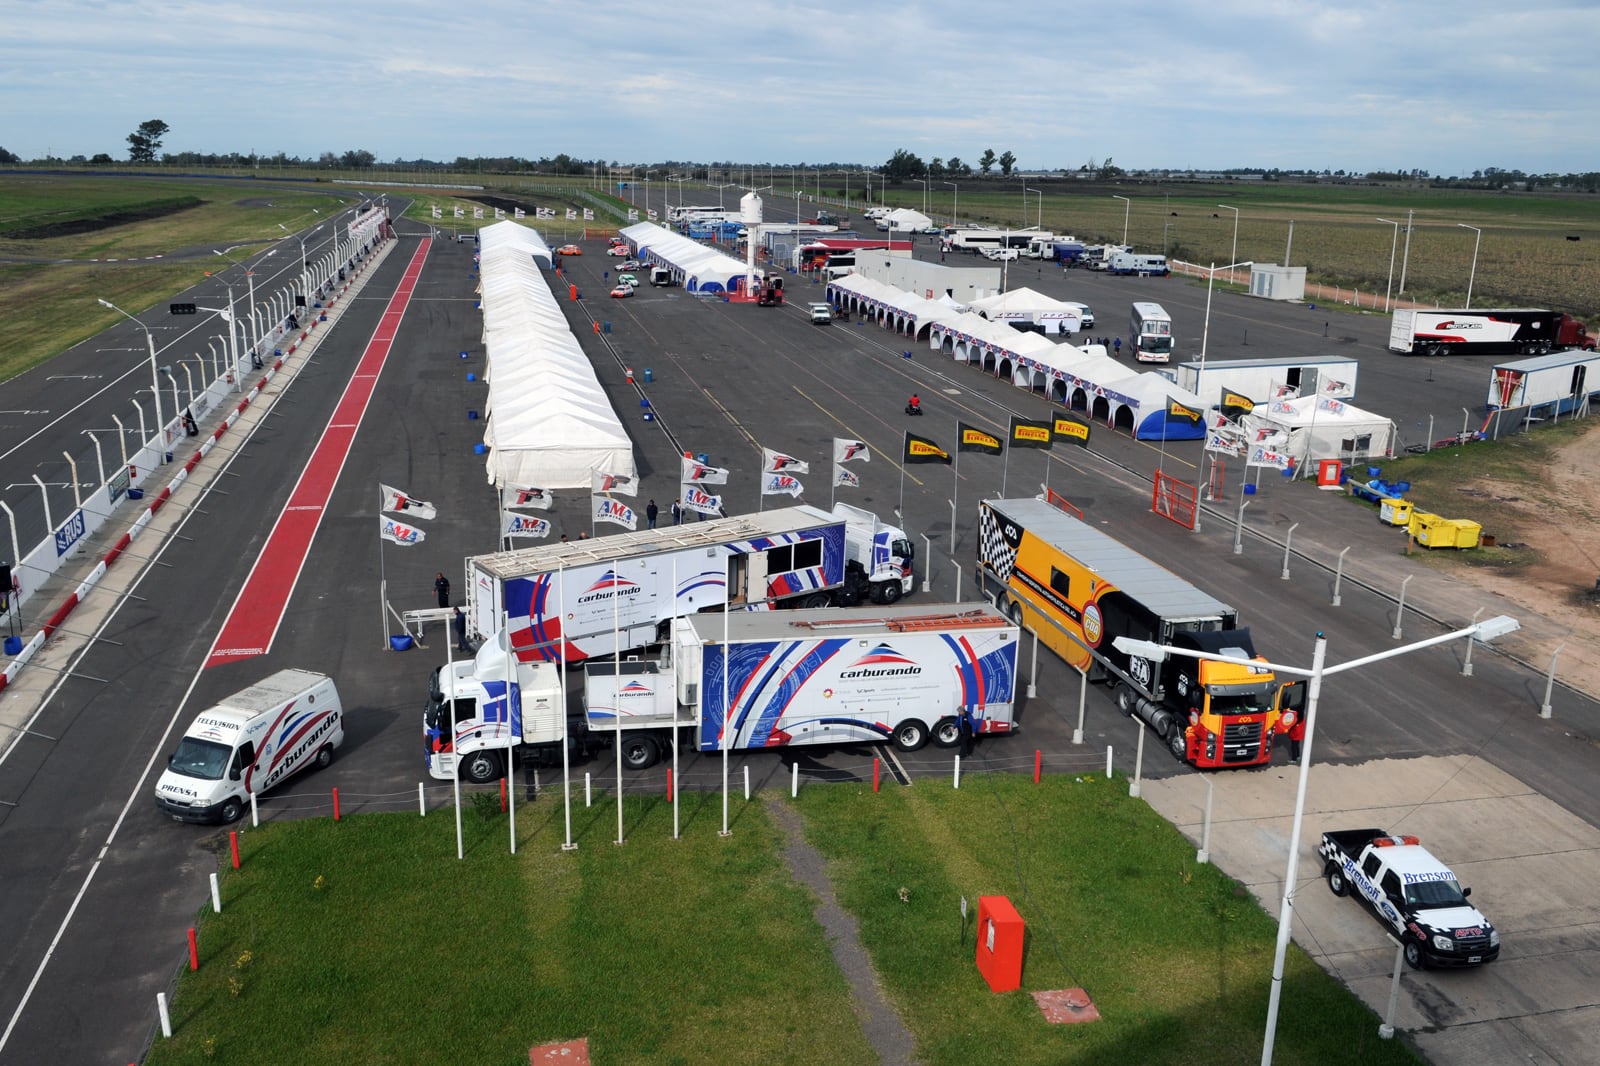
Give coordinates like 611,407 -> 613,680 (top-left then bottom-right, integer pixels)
833,438 -> 870,464
590,471 -> 638,497
500,485 -> 554,510
762,448 -> 810,475
681,455 -> 730,485
379,483 -> 437,521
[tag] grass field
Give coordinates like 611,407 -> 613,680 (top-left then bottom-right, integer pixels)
144,775 -> 1422,1066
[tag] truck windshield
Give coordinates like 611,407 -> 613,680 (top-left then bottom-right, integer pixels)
1210,691 -> 1273,716
892,538 -> 914,560
168,737 -> 231,781
1406,879 -> 1468,909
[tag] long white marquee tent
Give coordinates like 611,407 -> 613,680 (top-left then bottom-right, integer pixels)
477,221 -> 636,489
620,222 -> 758,294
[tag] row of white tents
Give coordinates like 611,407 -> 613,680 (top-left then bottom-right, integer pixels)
477,221 -> 636,489
620,221 -> 760,294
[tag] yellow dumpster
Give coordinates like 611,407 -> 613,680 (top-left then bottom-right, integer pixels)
1409,512 -> 1448,547
1445,519 -> 1483,549
1379,498 -> 1414,527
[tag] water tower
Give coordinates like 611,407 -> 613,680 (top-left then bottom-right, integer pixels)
740,190 -> 764,295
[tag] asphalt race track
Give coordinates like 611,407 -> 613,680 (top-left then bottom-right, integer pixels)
0,189 -> 1595,1063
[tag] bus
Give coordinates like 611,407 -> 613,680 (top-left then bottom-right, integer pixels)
1130,302 -> 1174,363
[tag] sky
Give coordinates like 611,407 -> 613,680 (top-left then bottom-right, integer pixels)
5,0 -> 1599,176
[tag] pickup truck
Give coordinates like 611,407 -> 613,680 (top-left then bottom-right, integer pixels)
1319,828 -> 1499,969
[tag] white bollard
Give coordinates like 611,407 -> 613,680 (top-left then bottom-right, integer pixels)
1130,723 -> 1146,798
791,760 -> 799,798
585,773 -> 592,807
209,872 -> 221,914
743,764 -> 750,800
1197,778 -> 1215,864
953,754 -> 961,790
157,992 -> 172,1038
1105,745 -> 1113,778
418,782 -> 426,816
250,789 -> 259,827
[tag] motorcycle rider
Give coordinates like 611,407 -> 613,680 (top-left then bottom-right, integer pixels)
906,393 -> 921,415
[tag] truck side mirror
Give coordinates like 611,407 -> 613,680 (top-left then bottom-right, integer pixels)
229,768 -> 242,782
167,754 -> 176,768
1462,887 -> 1471,898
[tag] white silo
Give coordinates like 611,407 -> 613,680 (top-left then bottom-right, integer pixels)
740,191 -> 763,296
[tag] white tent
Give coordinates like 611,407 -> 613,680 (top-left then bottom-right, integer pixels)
478,222 -> 636,489
620,221 -> 758,294
884,208 -> 933,232
1242,394 -> 1395,468
968,287 -> 1082,334
824,273 -> 962,337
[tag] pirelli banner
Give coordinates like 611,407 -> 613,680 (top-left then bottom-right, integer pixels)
903,432 -> 952,465
1009,416 -> 1052,450
958,423 -> 1003,455
1052,413 -> 1091,448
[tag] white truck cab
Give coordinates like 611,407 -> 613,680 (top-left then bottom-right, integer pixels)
808,303 -> 833,324
155,669 -> 343,824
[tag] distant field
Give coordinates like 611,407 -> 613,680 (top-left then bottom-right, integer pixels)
876,180 -> 1600,318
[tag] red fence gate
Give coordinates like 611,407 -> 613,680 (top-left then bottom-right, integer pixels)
1151,470 -> 1198,530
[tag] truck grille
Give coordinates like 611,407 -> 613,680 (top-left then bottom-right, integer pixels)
1221,721 -> 1264,763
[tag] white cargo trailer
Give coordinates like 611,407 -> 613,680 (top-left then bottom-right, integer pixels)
1173,356 -> 1358,409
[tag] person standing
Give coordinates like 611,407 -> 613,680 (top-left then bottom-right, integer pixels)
434,571 -> 451,609
1113,337 -> 1122,357
453,605 -> 470,653
646,499 -> 659,529
671,498 -> 682,525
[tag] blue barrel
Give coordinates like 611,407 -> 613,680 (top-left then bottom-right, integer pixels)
468,409 -> 479,420
1244,484 -> 1257,496
460,351 -> 470,359
643,368 -> 653,383
4,636 -> 23,656
389,634 -> 414,652
603,322 -> 611,334
697,453 -> 708,465
473,443 -> 487,455
466,372 -> 476,382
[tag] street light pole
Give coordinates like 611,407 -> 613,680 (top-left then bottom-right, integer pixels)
1398,209 -> 1414,294
913,177 -> 928,220
1219,205 -> 1240,269
1376,218 -> 1400,313
944,181 -> 959,228
1113,194 -> 1131,246
96,298 -> 166,461
1024,187 -> 1041,230
1457,223 -> 1483,309
1200,260 -> 1252,370
1114,613 -> 1521,1066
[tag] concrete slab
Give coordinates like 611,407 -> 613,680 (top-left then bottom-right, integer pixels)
1141,755 -> 1600,1064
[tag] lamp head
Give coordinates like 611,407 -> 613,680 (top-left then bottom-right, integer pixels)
1473,615 -> 1519,642
97,298 -> 113,309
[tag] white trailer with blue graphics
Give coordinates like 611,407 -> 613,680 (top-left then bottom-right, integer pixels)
582,603 -> 1020,769
465,506 -> 914,666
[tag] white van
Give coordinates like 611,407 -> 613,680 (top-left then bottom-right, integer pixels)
155,669 -> 344,824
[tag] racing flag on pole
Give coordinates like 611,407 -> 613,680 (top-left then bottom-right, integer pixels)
762,473 -> 805,497
833,438 -> 870,464
1167,398 -> 1204,424
903,432 -> 951,465
1052,413 -> 1091,448
453,206 -> 464,218
590,471 -> 638,497
431,205 -> 441,219
958,423 -> 1003,455
834,464 -> 861,488
566,208 -> 578,221
500,485 -> 554,510
593,497 -> 637,530
379,516 -> 426,545
514,207 -> 525,219
1009,416 -> 1053,449
682,455 -> 730,485
682,486 -> 722,515
502,514 -> 551,539
762,448 -> 810,475
1221,389 -> 1257,419
379,483 -> 437,520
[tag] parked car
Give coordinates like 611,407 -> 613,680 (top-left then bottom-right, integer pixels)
617,274 -> 639,288
609,284 -> 634,299
618,259 -> 642,271
606,245 -> 631,257
557,244 -> 582,256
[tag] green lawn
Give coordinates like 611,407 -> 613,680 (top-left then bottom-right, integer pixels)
146,774 -> 1422,1066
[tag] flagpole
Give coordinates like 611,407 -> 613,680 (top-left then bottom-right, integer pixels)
951,433 -> 960,548
448,630 -> 463,860
671,558 -> 680,841
378,524 -> 388,650
503,608 -> 517,855
559,564 -> 576,851
720,582 -> 731,838
1001,430 -> 1011,497
614,573 -> 624,846
898,432 -> 909,522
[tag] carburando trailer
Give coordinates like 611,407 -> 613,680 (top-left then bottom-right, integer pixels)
1389,308 -> 1594,357
464,505 -> 914,664
581,603 -> 1021,769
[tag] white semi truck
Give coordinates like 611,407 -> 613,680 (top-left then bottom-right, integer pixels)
464,505 -> 914,665
584,603 -> 1021,769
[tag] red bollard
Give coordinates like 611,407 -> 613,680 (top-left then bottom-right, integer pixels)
1034,749 -> 1042,784
332,787 -> 340,821
592,320 -> 599,334
229,831 -> 240,869
187,928 -> 199,971
873,758 -> 881,793
667,768 -> 674,802
499,778 -> 507,812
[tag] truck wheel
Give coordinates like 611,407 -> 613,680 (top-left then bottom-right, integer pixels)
931,717 -> 961,748
878,581 -> 902,605
1326,864 -> 1348,897
460,750 -> 501,785
620,735 -> 659,771
314,744 -> 335,771
1165,719 -> 1187,760
893,719 -> 929,752
1115,684 -> 1137,717
1403,938 -> 1426,970
219,798 -> 244,824
1003,598 -> 1023,626
803,593 -> 832,609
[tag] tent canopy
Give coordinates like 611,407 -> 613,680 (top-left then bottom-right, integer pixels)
1243,394 -> 1394,464
621,221 -> 758,293
478,222 -> 636,489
